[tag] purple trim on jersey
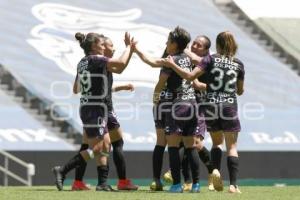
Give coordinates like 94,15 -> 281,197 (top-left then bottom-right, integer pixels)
197,54 -> 212,71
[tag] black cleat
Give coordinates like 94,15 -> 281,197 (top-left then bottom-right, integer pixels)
52,166 -> 65,191
96,184 -> 117,192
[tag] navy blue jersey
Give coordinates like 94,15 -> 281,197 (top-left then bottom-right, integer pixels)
197,54 -> 245,105
77,55 -> 109,105
161,53 -> 196,102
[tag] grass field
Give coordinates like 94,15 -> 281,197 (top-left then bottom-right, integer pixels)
1,186 -> 299,200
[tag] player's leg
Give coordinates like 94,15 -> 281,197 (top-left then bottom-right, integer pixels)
95,133 -> 115,191
221,105 -> 242,193
224,132 -> 241,193
108,110 -> 138,190
195,136 -> 214,191
150,127 -> 166,191
72,129 -> 90,190
209,131 -> 224,191
182,135 -> 201,193
166,134 -> 182,193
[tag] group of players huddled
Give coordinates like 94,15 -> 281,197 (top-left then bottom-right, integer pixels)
52,26 -> 244,194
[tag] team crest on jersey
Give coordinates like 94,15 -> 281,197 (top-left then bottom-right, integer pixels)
27,3 -> 169,82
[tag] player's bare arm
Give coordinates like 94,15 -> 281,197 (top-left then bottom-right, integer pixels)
112,84 -> 134,92
134,45 -> 165,68
192,79 -> 206,91
164,56 -> 204,81
107,32 -> 136,74
73,73 -> 80,94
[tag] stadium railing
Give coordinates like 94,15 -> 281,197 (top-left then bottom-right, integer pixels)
0,150 -> 35,186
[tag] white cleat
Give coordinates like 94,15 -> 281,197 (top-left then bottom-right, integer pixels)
208,174 -> 215,191
228,185 -> 242,194
211,169 -> 223,191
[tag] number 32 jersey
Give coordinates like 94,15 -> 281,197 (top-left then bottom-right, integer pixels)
197,54 -> 245,105
77,55 -> 109,105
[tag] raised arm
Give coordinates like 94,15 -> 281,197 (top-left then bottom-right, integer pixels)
112,84 -> 134,92
107,32 -> 135,74
73,73 -> 80,94
134,45 -> 165,68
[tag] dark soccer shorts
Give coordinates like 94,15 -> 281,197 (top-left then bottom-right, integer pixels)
204,104 -> 241,133
164,101 -> 198,136
153,101 -> 171,129
79,104 -> 108,138
107,110 -> 120,131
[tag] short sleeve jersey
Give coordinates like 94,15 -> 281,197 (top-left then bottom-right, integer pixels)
197,54 -> 245,105
77,55 -> 109,105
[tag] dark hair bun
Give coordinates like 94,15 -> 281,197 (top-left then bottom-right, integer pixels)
75,32 -> 85,43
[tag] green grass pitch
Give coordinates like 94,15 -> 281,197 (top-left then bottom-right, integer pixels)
1,186 -> 299,200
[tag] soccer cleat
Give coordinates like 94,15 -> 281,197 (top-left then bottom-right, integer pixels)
169,183 -> 183,193
163,170 -> 173,184
96,184 -> 116,192
211,169 -> 224,191
117,179 -> 139,190
182,182 -> 192,191
150,180 -> 163,191
52,166 -> 65,191
228,185 -> 242,194
208,174 -> 215,191
190,183 -> 200,193
71,180 -> 91,191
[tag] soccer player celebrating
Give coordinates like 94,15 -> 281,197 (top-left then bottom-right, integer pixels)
150,49 -> 169,191
135,26 -> 202,193
52,31 -> 135,191
71,36 -> 138,191
164,31 -> 245,194
163,35 -> 218,191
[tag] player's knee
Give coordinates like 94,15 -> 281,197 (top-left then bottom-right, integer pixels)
112,138 -> 124,150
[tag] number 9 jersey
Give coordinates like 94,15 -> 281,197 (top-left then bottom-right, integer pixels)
197,54 -> 245,105
77,55 -> 109,105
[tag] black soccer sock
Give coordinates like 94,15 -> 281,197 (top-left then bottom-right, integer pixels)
152,145 -> 165,180
181,150 -> 192,183
168,147 -> 181,185
227,156 -> 239,186
112,139 -> 126,180
211,147 -> 222,171
198,147 -> 213,174
97,165 -> 109,186
74,144 -> 89,181
185,148 -> 200,184
60,153 -> 86,176
178,144 -> 185,163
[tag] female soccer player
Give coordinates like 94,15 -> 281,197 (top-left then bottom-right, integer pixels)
72,36 -> 138,191
52,31 -> 136,191
164,31 -> 245,194
149,49 -> 169,191
163,35 -> 219,191
135,26 -> 202,193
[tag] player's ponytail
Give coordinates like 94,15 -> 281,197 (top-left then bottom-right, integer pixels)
75,32 -> 103,55
75,32 -> 86,45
